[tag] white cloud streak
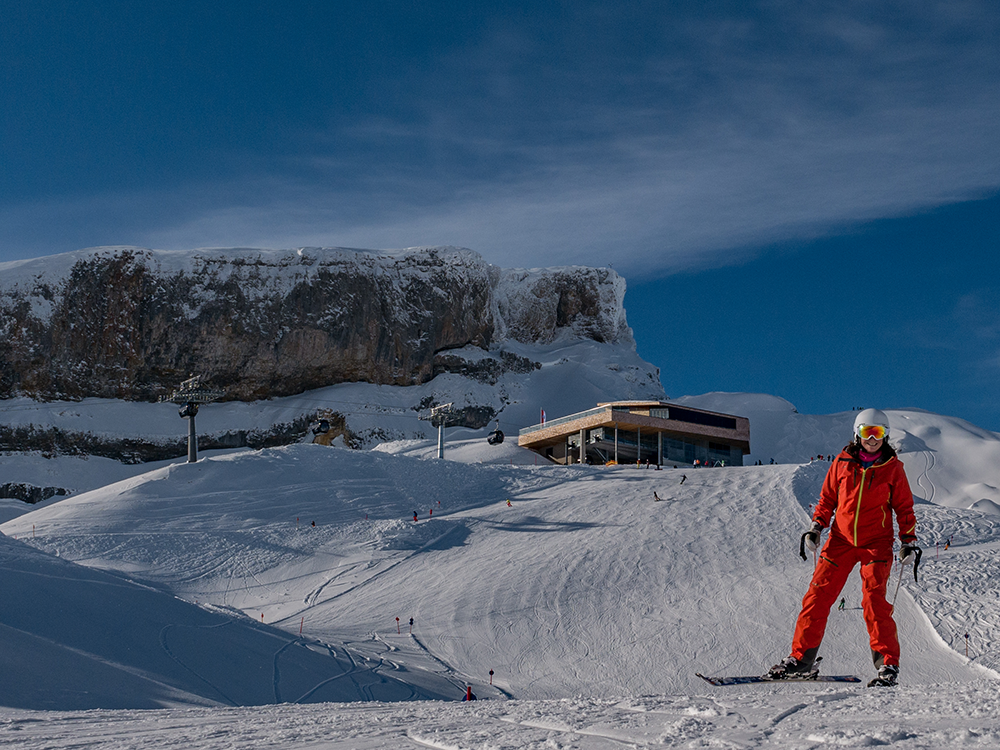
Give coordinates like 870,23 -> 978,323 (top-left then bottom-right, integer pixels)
3,2 -> 999,276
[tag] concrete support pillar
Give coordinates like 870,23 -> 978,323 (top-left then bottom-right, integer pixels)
579,429 -> 586,464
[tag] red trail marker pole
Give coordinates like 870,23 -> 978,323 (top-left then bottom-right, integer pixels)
396,617 -> 400,634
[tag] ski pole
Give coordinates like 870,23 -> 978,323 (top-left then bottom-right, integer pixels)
890,558 -> 905,610
890,545 -> 922,611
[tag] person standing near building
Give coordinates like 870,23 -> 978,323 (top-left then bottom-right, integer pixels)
767,409 -> 920,687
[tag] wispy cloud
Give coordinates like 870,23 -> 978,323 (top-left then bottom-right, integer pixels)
4,2 -> 999,276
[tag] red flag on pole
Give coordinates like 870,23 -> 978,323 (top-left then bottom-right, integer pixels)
540,409 -> 546,425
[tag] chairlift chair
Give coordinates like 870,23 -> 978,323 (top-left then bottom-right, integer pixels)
487,420 -> 505,445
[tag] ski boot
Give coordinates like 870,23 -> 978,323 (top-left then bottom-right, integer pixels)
766,655 -> 821,680
867,664 -> 898,687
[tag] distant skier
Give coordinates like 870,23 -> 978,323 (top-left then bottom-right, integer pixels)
413,511 -> 418,522
506,499 -> 512,507
653,491 -> 664,502
680,474 -> 687,485
767,409 -> 920,688
838,598 -> 846,612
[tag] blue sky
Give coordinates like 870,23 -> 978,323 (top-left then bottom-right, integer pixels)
3,2 -> 999,429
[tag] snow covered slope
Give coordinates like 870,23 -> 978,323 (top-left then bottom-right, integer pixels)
2,409 -> 1000,746
5,684 -> 1000,749
0,529 -> 463,711
3,441 -> 996,708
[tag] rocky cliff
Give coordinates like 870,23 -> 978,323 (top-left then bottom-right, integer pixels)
0,245 -> 633,402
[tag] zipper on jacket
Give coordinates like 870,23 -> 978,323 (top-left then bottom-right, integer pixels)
854,468 -> 866,546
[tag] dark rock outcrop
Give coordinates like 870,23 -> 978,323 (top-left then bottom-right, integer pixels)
0,416 -> 315,464
0,246 -> 632,402
0,483 -> 71,505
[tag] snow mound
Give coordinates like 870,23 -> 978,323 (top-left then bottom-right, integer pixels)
970,497 -> 1000,515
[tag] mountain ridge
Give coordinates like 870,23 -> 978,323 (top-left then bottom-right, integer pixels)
0,245 -> 633,402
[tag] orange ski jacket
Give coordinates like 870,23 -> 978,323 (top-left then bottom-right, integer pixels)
813,449 -> 917,548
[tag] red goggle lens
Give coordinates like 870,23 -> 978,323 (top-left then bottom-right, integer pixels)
858,424 -> 887,441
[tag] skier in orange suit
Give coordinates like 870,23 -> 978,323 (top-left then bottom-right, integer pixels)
768,409 -> 919,687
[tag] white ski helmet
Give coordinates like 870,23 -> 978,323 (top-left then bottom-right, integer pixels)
854,408 -> 889,439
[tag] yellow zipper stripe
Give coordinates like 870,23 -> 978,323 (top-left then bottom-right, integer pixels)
854,468 -> 866,546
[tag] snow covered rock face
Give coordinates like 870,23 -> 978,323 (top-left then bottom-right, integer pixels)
497,266 -> 630,346
0,246 -> 632,401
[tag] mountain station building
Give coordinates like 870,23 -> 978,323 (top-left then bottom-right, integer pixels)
517,401 -> 751,467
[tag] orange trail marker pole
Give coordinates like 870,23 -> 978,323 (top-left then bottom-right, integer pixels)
300,617 -> 304,635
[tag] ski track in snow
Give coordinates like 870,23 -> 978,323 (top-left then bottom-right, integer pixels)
4,684 -> 1000,749
916,448 -> 937,504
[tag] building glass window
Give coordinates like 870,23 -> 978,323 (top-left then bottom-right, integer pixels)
709,442 -> 732,465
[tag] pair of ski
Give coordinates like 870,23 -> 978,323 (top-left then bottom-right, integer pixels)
697,658 -> 861,686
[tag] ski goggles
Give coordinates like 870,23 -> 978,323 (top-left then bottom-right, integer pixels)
857,424 -> 888,441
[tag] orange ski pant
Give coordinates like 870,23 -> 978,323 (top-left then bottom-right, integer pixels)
791,533 -> 900,667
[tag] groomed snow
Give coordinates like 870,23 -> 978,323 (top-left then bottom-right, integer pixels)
2,397 -> 1000,747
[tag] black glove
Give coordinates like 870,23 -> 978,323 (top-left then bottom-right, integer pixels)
899,542 -> 920,565
799,521 -> 823,561
899,542 -> 922,583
